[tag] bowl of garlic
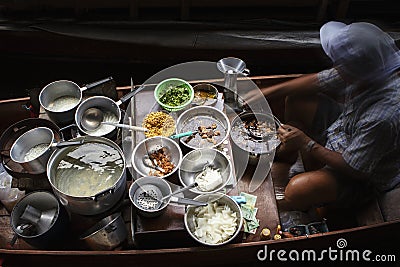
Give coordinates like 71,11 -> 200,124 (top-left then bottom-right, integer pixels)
178,148 -> 232,194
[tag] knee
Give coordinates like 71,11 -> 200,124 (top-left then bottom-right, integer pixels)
284,174 -> 313,210
284,170 -> 338,210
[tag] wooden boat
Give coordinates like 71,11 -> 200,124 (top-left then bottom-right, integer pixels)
0,74 -> 399,267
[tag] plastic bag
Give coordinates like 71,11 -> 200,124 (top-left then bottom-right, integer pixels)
0,164 -> 25,212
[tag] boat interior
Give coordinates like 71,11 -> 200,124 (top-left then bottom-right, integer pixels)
0,1 -> 399,266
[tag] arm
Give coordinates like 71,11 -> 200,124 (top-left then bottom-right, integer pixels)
278,125 -> 368,180
304,141 -> 368,180
244,73 -> 321,106
260,73 -> 320,99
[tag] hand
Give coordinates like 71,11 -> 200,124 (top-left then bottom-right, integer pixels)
277,124 -> 311,151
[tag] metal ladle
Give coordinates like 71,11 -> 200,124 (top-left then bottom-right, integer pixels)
81,107 -> 148,132
160,182 -> 198,201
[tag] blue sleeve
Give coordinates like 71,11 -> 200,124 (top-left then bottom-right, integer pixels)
342,118 -> 396,174
317,68 -> 346,94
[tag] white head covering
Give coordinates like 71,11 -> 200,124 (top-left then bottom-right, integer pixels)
320,21 -> 400,85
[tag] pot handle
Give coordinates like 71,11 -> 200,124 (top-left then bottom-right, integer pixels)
92,187 -> 115,202
242,68 -> 250,76
59,196 -> 69,206
115,85 -> 144,106
54,139 -> 84,149
81,77 -> 114,91
59,124 -> 80,141
105,224 -> 117,233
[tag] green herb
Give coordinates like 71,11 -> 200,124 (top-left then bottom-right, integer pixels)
159,83 -> 191,107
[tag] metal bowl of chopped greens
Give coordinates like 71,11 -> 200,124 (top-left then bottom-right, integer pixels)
154,78 -> 194,112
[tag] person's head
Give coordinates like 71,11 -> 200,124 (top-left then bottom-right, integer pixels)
320,21 -> 400,85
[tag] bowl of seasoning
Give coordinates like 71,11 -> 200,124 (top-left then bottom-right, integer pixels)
132,136 -> 182,179
142,111 -> 176,138
154,78 -> 194,112
192,83 -> 218,106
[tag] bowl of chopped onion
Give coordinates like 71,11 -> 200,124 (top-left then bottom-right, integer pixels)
178,148 -> 232,194
184,193 -> 243,246
154,78 -> 194,112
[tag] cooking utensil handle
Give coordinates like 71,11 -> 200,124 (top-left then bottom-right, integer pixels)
161,182 -> 198,201
116,85 -> 144,106
82,76 -> 114,91
169,131 -> 195,139
9,233 -> 18,247
170,196 -> 208,206
102,122 -> 148,132
54,139 -> 84,148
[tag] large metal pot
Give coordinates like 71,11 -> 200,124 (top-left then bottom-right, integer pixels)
47,136 -> 127,215
39,77 -> 113,126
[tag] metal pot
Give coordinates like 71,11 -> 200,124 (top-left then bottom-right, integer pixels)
230,112 -> 281,165
80,212 -> 128,250
47,135 -> 127,215
9,127 -> 83,174
39,77 -> 113,126
75,88 -> 139,137
10,191 -> 69,249
0,118 -> 60,179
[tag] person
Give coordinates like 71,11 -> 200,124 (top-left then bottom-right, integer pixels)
246,21 -> 400,211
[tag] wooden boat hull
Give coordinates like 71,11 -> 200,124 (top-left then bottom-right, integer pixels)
0,75 -> 399,266
1,221 -> 399,266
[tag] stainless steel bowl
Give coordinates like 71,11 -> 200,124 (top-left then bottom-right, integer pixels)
179,148 -> 232,194
184,193 -> 243,246
131,136 -> 182,179
175,106 -> 231,150
128,176 -> 172,218
192,83 -> 218,106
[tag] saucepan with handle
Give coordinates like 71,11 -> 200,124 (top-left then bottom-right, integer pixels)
39,77 -> 114,126
9,127 -> 83,174
75,83 -> 145,137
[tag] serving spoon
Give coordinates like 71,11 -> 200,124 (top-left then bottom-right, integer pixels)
81,107 -> 148,132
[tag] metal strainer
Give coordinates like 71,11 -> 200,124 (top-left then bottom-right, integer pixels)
133,184 -> 164,210
129,177 -> 207,218
129,176 -> 172,218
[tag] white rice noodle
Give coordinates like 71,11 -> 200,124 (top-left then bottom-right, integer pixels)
193,202 -> 237,244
